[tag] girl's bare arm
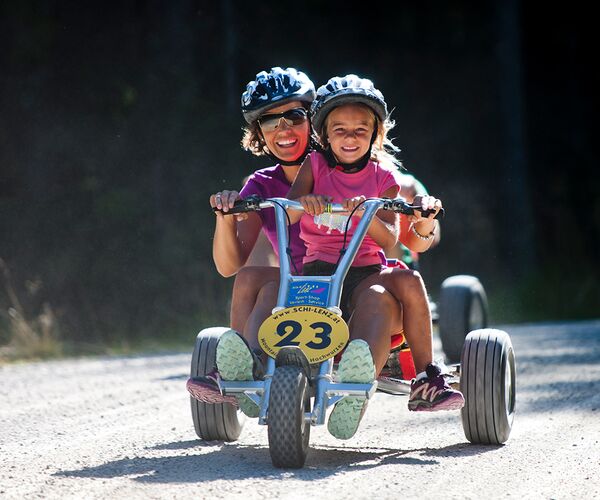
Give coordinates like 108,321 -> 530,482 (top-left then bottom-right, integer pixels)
286,156 -> 322,223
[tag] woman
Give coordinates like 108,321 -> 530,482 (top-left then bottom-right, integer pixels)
211,67 -> 314,354
202,67 -> 316,418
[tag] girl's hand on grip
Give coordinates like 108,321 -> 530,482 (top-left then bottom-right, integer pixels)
343,196 -> 366,216
298,194 -> 332,216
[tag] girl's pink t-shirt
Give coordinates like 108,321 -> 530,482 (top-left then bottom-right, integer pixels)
300,151 -> 400,267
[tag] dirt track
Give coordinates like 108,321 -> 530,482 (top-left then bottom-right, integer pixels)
1,320 -> 599,499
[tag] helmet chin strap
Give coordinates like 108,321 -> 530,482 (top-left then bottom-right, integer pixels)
323,147 -> 372,172
321,127 -> 378,172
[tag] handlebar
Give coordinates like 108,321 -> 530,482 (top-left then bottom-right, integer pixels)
214,195 -> 444,219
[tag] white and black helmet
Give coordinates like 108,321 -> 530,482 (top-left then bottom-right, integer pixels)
241,67 -> 316,124
311,74 -> 388,133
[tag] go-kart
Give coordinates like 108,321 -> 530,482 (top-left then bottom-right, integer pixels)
377,267 -> 489,381
389,245 -> 490,365
436,275 -> 489,363
189,196 -> 516,468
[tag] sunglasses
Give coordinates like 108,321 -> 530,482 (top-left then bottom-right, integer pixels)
258,107 -> 308,132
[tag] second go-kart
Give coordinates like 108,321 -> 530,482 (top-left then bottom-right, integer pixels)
435,274 -> 489,363
188,196 -> 516,468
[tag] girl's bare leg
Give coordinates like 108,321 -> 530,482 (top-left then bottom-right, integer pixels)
378,268 -> 434,373
348,282 -> 402,375
347,267 -> 434,375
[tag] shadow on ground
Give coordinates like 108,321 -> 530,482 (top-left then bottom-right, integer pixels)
55,440 -> 500,483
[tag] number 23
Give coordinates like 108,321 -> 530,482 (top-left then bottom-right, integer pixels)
274,320 -> 332,350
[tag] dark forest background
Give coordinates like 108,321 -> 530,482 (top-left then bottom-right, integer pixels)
1,1 -> 598,356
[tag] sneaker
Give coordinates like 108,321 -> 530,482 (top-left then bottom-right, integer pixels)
186,371 -> 238,406
327,339 -> 375,440
408,363 -> 465,411
216,330 -> 264,418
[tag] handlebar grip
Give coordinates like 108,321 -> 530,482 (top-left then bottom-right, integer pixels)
393,201 -> 445,219
212,199 -> 258,215
421,207 -> 445,219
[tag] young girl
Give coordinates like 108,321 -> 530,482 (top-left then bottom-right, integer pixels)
287,74 -> 464,438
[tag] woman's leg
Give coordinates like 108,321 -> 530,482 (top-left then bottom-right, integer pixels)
229,266 -> 279,347
243,280 -> 279,351
216,266 -> 279,417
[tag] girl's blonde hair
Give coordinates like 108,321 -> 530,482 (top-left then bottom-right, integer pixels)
314,103 -> 402,168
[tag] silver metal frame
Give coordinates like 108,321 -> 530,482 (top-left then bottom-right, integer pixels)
220,198 -> 385,425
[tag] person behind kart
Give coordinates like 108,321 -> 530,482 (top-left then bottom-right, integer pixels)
388,172 -> 441,270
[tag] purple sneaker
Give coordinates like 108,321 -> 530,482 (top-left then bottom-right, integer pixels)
186,371 -> 239,407
408,363 -> 465,412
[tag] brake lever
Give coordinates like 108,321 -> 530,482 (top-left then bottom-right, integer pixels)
386,198 -> 445,219
411,205 -> 445,219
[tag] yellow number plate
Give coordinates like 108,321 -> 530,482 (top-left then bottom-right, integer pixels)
258,306 -> 349,364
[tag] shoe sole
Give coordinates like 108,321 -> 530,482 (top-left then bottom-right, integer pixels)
216,330 -> 260,418
408,392 -> 465,412
186,378 -> 238,406
328,340 -> 375,440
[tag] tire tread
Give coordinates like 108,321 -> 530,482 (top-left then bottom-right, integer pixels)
190,328 -> 243,442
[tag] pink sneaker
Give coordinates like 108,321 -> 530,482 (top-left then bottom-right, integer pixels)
408,363 -> 465,412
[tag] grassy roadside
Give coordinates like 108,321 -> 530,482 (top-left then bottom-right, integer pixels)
2,259 -> 597,364
487,267 -> 599,325
0,324 -> 206,365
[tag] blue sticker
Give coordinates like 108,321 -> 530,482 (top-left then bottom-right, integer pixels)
286,281 -> 330,307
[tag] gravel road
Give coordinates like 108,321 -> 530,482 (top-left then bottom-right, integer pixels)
1,320 -> 599,499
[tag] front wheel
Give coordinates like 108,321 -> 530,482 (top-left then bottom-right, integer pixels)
267,365 -> 311,468
460,328 -> 516,444
190,327 -> 244,442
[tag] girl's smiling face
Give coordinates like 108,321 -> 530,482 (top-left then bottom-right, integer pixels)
258,100 -> 310,163
325,104 -> 376,164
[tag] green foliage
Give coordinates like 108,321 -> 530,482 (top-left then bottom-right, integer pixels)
488,259 -> 600,325
0,258 -> 63,362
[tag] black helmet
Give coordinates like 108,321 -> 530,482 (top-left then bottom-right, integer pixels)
241,67 -> 316,124
311,74 -> 388,133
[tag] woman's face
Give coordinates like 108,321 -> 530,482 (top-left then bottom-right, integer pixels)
325,104 -> 376,164
258,100 -> 310,163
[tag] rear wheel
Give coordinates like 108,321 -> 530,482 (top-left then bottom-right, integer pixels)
460,328 -> 516,444
438,275 -> 488,362
190,327 -> 244,441
267,365 -> 311,468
